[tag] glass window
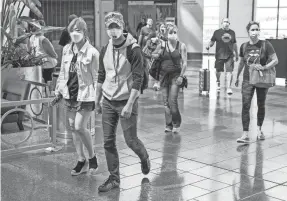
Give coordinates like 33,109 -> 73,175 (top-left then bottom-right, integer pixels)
260,29 -> 277,38
278,29 -> 287,38
256,8 -> 278,29
278,8 -> 287,29
204,7 -> 219,25
257,0 -> 278,7
280,0 -> 287,7
204,0 -> 220,7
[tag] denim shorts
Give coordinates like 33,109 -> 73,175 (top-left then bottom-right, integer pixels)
64,99 -> 95,112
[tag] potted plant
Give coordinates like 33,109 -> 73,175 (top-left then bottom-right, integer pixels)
1,0 -> 64,83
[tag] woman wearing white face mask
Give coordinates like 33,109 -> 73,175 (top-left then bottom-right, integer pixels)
235,21 -> 278,143
53,17 -> 100,176
152,25 -> 187,133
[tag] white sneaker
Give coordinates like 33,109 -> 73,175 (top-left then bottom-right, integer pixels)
227,88 -> 233,95
153,83 -> 160,91
257,130 -> 265,140
165,127 -> 172,132
172,127 -> 180,133
236,132 -> 250,144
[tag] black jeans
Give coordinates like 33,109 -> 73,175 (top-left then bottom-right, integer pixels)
241,81 -> 268,131
102,97 -> 149,181
161,77 -> 182,129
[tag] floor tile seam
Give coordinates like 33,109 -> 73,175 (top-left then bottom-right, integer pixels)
191,178 -> 233,190
238,185 -> 286,201
191,184 -> 236,200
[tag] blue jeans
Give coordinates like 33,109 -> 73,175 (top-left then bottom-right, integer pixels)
102,97 -> 149,181
161,77 -> 182,129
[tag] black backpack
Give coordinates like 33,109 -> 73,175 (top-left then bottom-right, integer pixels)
100,43 -> 149,94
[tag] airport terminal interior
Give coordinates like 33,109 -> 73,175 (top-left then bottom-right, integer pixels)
1,0 -> 287,201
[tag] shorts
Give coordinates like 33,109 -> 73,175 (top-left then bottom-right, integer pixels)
64,99 -> 95,112
214,57 -> 234,73
42,68 -> 55,83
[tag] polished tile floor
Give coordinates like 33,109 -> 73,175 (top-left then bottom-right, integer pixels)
2,57 -> 287,201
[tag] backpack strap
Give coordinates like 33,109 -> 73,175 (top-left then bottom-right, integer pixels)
242,42 -> 248,55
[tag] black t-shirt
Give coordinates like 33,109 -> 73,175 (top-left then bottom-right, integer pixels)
211,28 -> 237,59
67,53 -> 78,100
239,40 -> 275,81
140,26 -> 154,48
59,28 -> 71,47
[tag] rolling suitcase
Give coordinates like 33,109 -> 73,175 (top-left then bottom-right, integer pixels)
199,50 -> 210,96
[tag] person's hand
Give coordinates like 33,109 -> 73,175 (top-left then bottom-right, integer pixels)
176,76 -> 183,86
206,46 -> 210,51
235,79 -> 239,87
50,94 -> 62,107
95,101 -> 102,114
121,104 -> 133,119
253,64 -> 264,71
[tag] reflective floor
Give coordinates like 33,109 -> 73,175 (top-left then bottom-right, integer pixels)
2,57 -> 287,201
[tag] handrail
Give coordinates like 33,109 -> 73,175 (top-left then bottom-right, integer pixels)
1,98 -> 54,108
1,97 -> 57,155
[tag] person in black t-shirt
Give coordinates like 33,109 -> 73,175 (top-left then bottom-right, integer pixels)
58,14 -> 78,47
234,21 -> 278,144
206,18 -> 239,95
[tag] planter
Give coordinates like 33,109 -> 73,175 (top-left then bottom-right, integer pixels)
1,66 -> 43,117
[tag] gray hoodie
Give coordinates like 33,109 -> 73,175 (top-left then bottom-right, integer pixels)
98,33 -> 144,101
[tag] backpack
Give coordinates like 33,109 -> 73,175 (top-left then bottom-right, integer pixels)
100,43 -> 149,94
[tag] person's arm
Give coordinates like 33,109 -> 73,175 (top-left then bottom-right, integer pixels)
180,43 -> 187,76
236,44 -> 245,82
42,38 -> 58,58
151,42 -> 164,58
236,57 -> 245,80
138,28 -> 144,47
207,31 -> 216,49
90,49 -> 100,93
55,46 -> 68,96
263,41 -> 279,70
127,47 -> 144,106
95,47 -> 106,104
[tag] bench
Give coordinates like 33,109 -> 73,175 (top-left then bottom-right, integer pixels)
1,79 -> 31,130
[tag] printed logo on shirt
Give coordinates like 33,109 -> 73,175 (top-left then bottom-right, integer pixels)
221,33 -> 232,43
70,61 -> 78,73
246,49 -> 260,65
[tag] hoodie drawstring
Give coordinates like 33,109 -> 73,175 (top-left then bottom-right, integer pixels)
112,47 -> 120,85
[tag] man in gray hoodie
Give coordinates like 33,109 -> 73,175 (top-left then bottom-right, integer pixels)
95,12 -> 150,192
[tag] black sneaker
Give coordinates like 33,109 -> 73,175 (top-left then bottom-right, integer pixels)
71,160 -> 88,176
141,157 -> 151,175
98,176 -> 120,192
89,155 -> 98,174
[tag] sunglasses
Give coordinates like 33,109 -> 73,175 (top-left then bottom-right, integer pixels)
250,29 -> 260,31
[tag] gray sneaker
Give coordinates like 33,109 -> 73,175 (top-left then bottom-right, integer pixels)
98,176 -> 120,192
237,133 -> 250,144
257,131 -> 265,140
141,157 -> 151,175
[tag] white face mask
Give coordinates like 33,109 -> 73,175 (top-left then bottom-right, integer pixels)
70,32 -> 84,43
168,33 -> 178,41
107,28 -> 123,39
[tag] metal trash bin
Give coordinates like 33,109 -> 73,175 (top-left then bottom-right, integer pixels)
51,72 -> 95,144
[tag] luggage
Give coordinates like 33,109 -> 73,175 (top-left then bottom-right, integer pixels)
199,50 -> 210,95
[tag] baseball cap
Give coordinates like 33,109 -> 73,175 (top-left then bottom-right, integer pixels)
105,12 -> 124,28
